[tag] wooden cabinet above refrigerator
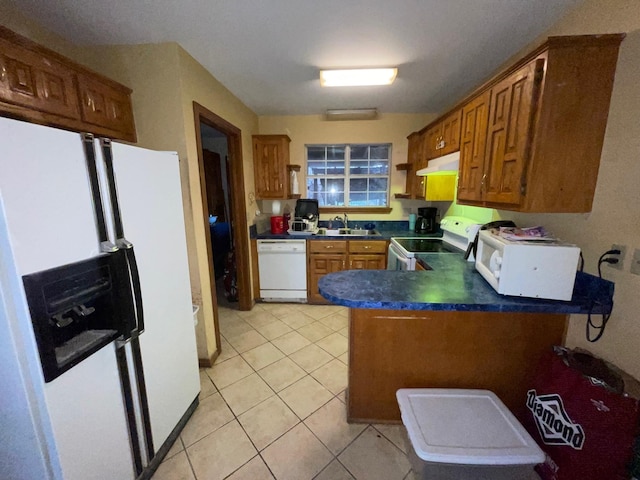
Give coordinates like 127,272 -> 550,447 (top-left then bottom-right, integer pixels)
0,26 -> 136,142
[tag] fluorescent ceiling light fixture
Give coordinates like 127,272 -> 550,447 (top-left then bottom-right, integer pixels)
320,68 -> 398,87
325,108 -> 378,121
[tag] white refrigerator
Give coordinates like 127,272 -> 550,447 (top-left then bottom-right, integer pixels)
0,116 -> 200,479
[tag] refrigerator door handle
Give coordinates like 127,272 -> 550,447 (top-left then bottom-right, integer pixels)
99,136 -> 155,463
124,246 -> 145,335
82,133 -> 119,254
99,138 -> 145,334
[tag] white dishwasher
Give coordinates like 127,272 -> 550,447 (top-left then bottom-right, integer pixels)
257,239 -> 307,302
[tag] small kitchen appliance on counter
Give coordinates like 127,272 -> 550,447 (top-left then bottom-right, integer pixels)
475,229 -> 581,301
290,198 -> 319,233
415,207 -> 438,234
388,216 -> 482,270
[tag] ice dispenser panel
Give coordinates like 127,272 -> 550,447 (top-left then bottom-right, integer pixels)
23,252 -> 135,382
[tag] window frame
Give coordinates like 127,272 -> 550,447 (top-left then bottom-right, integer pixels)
305,143 -> 392,212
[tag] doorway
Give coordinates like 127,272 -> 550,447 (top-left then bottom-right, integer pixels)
193,102 -> 252,357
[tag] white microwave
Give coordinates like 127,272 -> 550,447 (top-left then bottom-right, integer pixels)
475,230 -> 581,301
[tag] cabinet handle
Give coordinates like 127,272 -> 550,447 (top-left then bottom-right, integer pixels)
0,65 -> 6,82
481,173 -> 487,191
324,245 -> 334,249
343,260 -> 347,269
364,245 -> 371,249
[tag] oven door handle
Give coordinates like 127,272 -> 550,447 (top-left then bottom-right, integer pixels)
387,243 -> 412,270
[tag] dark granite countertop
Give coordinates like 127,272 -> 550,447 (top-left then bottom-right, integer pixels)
318,253 -> 614,314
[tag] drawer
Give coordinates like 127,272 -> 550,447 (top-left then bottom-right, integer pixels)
308,240 -> 347,254
348,240 -> 388,254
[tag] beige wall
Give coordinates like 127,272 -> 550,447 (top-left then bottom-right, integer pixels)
257,113 -> 436,223
0,0 -> 83,60
505,0 -> 640,378
176,47 -> 259,359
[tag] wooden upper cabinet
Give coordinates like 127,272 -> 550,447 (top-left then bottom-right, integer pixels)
440,109 -> 462,156
252,135 -> 290,199
458,90 -> 491,202
483,60 -> 541,206
423,109 -> 462,160
401,131 -> 428,199
0,26 -> 136,142
0,36 -> 80,120
454,34 -> 624,212
76,72 -> 136,140
424,123 -> 442,160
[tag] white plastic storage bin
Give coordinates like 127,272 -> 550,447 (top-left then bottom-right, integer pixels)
397,389 -> 544,480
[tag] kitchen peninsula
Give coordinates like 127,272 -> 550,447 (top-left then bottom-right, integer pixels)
319,254 -> 614,423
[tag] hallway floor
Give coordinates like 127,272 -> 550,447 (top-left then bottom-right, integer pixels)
152,302 -> 417,480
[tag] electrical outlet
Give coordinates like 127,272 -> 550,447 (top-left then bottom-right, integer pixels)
609,244 -> 626,270
631,249 -> 640,276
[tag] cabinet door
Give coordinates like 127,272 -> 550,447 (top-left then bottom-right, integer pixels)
424,124 -> 442,160
307,254 -> 346,304
412,132 -> 428,198
458,91 -> 491,202
77,72 -> 136,141
349,254 -> 386,270
253,136 -> 289,199
0,37 -> 80,120
484,61 -> 542,206
405,132 -> 421,198
440,109 -> 462,155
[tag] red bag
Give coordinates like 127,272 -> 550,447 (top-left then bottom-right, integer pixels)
520,349 -> 640,480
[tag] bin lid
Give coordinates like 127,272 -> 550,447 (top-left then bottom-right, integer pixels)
396,389 -> 544,466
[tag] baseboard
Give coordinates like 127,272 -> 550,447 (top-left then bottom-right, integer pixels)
198,349 -> 219,368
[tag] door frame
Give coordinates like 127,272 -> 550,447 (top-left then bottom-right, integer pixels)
193,102 -> 252,331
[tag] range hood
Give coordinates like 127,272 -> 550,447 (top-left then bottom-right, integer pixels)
416,151 -> 460,176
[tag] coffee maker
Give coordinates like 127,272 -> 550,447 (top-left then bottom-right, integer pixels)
415,207 -> 438,234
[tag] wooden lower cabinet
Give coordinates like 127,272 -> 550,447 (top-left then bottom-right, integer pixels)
307,240 -> 387,304
347,308 -> 568,423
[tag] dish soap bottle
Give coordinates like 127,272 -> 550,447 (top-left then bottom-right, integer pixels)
283,205 -> 291,231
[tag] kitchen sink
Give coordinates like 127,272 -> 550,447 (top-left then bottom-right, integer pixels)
316,228 -> 381,236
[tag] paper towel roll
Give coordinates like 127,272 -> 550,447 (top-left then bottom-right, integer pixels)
272,200 -> 281,215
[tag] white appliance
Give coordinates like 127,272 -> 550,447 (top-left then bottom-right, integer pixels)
257,239 -> 307,301
387,216 -> 482,271
0,117 -> 199,480
475,230 -> 581,301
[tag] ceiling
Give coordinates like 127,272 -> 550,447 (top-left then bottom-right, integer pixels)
11,0 -> 581,116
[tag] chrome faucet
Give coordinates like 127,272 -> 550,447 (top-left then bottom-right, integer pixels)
333,214 -> 348,228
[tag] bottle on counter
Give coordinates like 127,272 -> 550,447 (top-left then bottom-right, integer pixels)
283,205 -> 291,231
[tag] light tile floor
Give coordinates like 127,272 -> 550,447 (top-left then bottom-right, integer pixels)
152,303 -> 418,480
